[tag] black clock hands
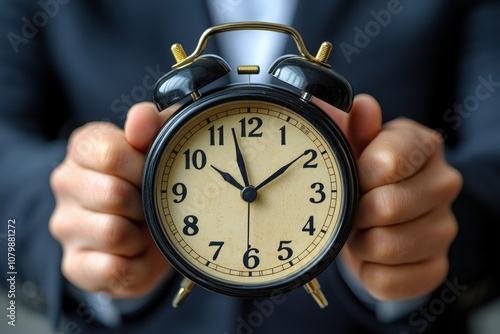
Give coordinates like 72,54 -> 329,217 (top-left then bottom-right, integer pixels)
255,151 -> 308,191
232,128 -> 250,187
210,165 -> 244,190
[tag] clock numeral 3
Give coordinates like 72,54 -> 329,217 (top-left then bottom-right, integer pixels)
310,182 -> 326,204
182,215 -> 199,236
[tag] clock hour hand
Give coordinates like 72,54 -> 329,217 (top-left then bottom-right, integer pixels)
232,128 -> 250,187
211,165 -> 244,190
255,151 -> 307,191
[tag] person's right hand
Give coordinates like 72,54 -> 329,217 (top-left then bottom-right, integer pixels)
49,102 -> 175,298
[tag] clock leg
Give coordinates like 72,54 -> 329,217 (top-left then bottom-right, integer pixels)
304,278 -> 328,308
172,276 -> 196,308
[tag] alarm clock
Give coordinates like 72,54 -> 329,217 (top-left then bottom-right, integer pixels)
142,22 -> 357,308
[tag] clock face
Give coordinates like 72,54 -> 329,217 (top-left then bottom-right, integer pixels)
144,86 -> 357,297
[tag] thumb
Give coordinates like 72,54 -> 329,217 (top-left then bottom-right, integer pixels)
124,102 -> 177,152
315,94 -> 382,159
346,94 -> 382,159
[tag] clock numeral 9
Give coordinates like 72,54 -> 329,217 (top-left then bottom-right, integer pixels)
172,183 -> 187,203
277,240 -> 293,261
310,182 -> 326,204
183,149 -> 207,170
243,247 -> 260,269
182,215 -> 199,236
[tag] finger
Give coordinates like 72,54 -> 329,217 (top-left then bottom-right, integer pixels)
357,118 -> 443,193
50,206 -> 148,257
354,153 -> 462,229
61,242 -> 171,298
348,207 -> 458,265
358,256 -> 448,301
346,94 -> 382,159
314,94 -> 382,159
67,122 -> 145,187
52,164 -> 144,222
125,102 -> 178,152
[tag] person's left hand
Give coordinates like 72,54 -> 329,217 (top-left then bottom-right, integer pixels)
317,94 -> 463,300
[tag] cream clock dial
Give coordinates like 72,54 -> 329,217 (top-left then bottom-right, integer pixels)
143,86 -> 357,307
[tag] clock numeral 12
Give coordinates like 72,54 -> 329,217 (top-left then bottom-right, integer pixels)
239,117 -> 263,137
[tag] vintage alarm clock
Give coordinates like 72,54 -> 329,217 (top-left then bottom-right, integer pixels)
142,22 -> 357,308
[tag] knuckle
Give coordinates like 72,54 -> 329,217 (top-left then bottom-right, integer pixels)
360,265 -> 394,299
365,227 -> 399,262
100,257 -> 136,294
369,145 -> 401,183
48,208 -> 66,242
369,186 -> 402,224
99,216 -> 130,249
94,176 -> 131,211
95,139 -> 124,173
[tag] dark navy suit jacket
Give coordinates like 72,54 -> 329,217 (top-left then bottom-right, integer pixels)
1,1 -> 500,333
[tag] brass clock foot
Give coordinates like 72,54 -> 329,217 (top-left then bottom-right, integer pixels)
304,278 -> 328,308
172,277 -> 196,308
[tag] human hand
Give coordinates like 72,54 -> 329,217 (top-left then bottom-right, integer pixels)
316,94 -> 462,301
49,102 -> 176,298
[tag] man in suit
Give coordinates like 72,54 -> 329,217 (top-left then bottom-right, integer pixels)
1,1 -> 499,333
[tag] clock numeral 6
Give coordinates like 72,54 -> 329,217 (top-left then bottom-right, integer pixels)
277,240 -> 293,261
243,247 -> 260,269
183,149 -> 207,170
182,215 -> 199,236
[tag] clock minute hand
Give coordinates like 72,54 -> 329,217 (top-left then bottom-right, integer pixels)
211,165 -> 244,190
255,151 -> 307,191
232,128 -> 250,187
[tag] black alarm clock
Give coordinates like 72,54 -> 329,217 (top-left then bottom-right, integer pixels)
142,22 -> 357,308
